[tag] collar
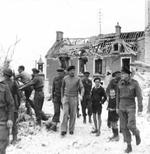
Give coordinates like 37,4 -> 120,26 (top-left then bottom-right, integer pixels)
95,85 -> 101,89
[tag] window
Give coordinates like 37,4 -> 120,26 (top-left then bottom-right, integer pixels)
95,59 -> 102,74
59,57 -> 70,69
114,43 -> 118,51
79,59 -> 85,73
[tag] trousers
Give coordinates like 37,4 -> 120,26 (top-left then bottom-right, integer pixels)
119,109 -> 140,144
61,96 -> 78,132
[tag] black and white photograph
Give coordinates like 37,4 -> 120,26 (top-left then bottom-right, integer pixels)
0,0 -> 150,153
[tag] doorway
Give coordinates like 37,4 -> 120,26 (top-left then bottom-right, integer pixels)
121,57 -> 131,70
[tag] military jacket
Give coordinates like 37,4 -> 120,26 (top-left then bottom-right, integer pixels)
0,81 -> 14,123
82,78 -> 92,96
52,76 -> 63,98
117,78 -> 143,112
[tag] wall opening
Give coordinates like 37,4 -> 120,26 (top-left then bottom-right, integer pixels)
121,57 -> 131,70
95,59 -> 102,74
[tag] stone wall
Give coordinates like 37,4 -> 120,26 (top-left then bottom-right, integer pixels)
145,26 -> 150,64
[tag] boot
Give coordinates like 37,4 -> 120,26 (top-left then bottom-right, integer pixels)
110,135 -> 119,141
36,120 -> 41,126
83,116 -> 86,124
125,144 -> 132,153
61,131 -> 66,136
91,129 -> 98,133
11,135 -> 18,145
135,133 -> 141,145
50,125 -> 57,132
109,128 -> 119,141
89,116 -> 92,123
46,121 -> 53,130
26,107 -> 32,116
96,130 -> 101,136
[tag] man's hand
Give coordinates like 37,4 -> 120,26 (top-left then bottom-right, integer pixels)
19,86 -> 23,90
137,112 -> 142,117
79,95 -> 83,101
48,95 -> 52,101
61,97 -> 64,105
116,109 -> 119,114
7,120 -> 13,128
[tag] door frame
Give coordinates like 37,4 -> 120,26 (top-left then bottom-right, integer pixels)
120,56 -> 131,70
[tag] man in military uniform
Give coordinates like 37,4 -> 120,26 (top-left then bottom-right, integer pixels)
19,68 -> 44,126
81,71 -> 92,123
117,67 -> 143,153
15,65 -> 33,115
3,68 -> 20,145
0,71 -> 14,153
46,68 -> 65,131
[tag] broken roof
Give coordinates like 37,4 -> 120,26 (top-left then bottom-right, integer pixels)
46,31 -> 144,59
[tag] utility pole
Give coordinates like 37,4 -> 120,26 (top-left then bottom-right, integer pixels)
99,9 -> 102,34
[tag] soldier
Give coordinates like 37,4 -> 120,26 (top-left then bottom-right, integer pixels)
61,65 -> 84,136
117,67 -> 143,153
106,71 -> 121,141
47,68 -> 65,131
0,71 -> 14,153
19,68 -> 44,126
81,71 -> 92,123
3,68 -> 20,145
15,65 -> 34,115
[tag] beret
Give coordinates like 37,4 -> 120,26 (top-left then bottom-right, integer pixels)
94,77 -> 101,82
112,71 -> 121,77
67,65 -> 75,71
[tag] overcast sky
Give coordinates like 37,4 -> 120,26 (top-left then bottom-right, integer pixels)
0,0 -> 145,73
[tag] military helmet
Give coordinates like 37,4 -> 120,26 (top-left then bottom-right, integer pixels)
3,68 -> 13,77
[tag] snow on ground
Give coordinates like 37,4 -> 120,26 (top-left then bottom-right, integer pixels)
7,75 -> 150,154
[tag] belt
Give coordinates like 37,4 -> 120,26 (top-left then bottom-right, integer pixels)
35,88 -> 43,92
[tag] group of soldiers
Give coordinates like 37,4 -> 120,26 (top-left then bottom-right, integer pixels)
0,65 -> 45,154
48,65 -> 143,153
0,64 -> 143,154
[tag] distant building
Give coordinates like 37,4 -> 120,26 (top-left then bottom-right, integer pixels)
45,1 -> 150,86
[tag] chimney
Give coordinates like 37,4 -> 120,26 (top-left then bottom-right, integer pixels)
56,31 -> 63,41
115,22 -> 121,36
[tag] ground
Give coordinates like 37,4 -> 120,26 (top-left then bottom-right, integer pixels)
7,75 -> 150,154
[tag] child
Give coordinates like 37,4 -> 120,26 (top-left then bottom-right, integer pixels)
106,71 -> 120,141
107,89 -> 119,141
91,77 -> 107,136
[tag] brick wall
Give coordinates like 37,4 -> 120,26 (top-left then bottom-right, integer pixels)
46,58 -> 59,91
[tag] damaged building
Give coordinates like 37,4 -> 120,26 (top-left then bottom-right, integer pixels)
45,22 -> 150,85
